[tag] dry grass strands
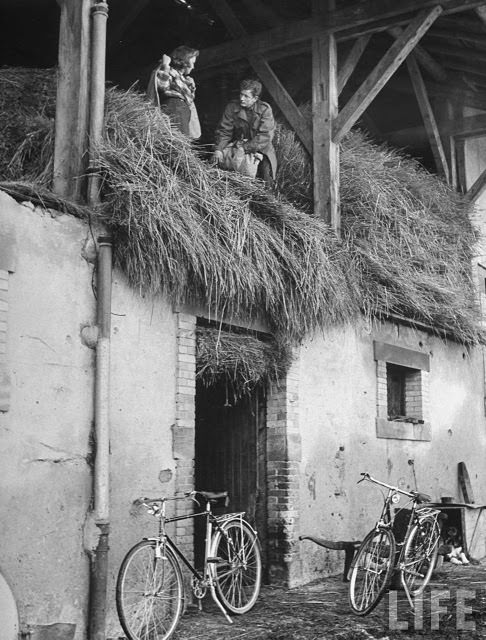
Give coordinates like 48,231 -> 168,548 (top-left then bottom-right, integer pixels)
275,123 -> 480,344
99,87 -> 357,341
196,326 -> 293,397
0,68 -> 481,347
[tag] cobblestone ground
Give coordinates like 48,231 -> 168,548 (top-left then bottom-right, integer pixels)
171,562 -> 486,640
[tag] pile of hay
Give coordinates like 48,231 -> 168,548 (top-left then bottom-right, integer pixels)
0,68 -> 56,186
275,122 -> 479,341
0,67 -> 481,357
196,326 -> 293,397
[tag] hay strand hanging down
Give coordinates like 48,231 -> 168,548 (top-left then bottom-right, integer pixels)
196,326 -> 293,397
0,67 -> 481,345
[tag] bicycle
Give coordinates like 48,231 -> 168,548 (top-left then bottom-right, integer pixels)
116,490 -> 262,640
348,472 -> 441,616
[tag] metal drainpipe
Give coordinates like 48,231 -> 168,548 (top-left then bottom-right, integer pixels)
87,3 -> 110,640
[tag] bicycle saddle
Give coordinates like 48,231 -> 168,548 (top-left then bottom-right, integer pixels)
195,490 -> 229,503
413,491 -> 431,503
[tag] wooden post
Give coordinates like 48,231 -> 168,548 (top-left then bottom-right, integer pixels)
312,0 -> 339,233
406,54 -> 449,182
456,138 -> 467,194
53,0 -> 91,201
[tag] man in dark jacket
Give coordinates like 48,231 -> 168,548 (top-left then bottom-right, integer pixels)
213,79 -> 277,189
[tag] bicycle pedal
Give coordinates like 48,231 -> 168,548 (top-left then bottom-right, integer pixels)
207,557 -> 222,563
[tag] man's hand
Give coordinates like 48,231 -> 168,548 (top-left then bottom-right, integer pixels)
213,150 -> 224,165
161,54 -> 171,69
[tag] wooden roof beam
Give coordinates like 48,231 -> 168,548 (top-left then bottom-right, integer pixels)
406,55 -> 450,181
198,0 -> 486,71
388,26 -> 448,81
333,6 -> 443,143
338,35 -> 371,94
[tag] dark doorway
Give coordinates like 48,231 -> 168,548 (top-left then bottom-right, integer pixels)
195,379 -> 267,570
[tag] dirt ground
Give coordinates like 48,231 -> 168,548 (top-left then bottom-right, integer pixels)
173,562 -> 486,640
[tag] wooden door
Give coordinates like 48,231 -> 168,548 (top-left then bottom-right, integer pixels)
195,380 -> 267,565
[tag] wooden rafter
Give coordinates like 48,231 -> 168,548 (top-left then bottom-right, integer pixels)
333,7 -> 443,143
466,167 -> 486,202
208,0 -> 312,153
406,55 -> 449,181
388,26 -> 447,82
198,0 -> 486,72
338,35 -> 371,95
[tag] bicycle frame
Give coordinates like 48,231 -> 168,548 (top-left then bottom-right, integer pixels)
145,495 -> 249,623
359,474 -> 440,608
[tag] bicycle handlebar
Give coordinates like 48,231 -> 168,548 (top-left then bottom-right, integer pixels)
358,472 -> 431,502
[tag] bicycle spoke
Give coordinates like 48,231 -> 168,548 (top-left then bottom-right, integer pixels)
349,528 -> 395,616
211,520 -> 262,614
117,541 -> 183,640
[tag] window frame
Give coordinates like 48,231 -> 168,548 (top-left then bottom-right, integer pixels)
374,341 -> 431,441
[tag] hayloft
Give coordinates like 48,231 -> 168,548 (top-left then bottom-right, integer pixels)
2,3 -> 486,640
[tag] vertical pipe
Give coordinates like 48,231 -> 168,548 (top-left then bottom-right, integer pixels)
88,1 -> 109,206
89,236 -> 112,640
87,4 -> 110,640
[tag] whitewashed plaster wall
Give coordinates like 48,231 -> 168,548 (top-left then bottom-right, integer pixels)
295,320 -> 486,583
0,191 -> 178,640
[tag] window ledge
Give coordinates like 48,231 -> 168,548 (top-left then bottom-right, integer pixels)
376,417 -> 431,441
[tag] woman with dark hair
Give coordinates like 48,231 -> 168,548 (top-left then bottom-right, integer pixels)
147,45 -> 201,139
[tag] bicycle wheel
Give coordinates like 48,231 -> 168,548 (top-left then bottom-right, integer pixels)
116,540 -> 184,640
401,517 -> 440,597
210,518 -> 262,614
349,527 -> 396,616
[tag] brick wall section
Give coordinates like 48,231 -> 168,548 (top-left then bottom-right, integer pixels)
376,360 -> 387,419
266,357 -> 302,585
0,270 -> 10,412
173,312 -> 196,561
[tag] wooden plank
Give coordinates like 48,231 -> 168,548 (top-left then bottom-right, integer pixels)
312,1 -> 340,231
53,0 -> 91,201
466,166 -> 486,202
333,7 -> 443,143
197,0 -> 486,72
456,138 -> 467,194
406,55 -> 449,181
208,0 -> 313,154
388,25 -> 448,81
458,462 -> 475,504
338,35 -> 371,95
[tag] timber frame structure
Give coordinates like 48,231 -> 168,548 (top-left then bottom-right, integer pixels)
40,0 -> 486,233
